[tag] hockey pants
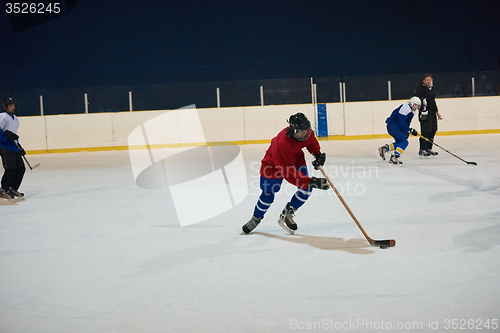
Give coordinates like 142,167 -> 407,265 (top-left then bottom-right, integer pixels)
387,123 -> 409,156
0,147 -> 26,191
253,165 -> 312,219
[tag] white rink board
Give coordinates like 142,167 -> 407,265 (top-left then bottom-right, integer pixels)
16,96 -> 500,151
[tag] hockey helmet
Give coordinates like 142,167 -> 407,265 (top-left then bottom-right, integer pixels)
287,112 -> 312,141
288,112 -> 311,132
409,96 -> 421,108
3,97 -> 17,110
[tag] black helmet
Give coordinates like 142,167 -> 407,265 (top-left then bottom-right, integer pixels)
3,97 -> 17,110
288,112 -> 311,133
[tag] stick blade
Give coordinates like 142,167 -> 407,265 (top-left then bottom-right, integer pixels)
467,162 -> 477,165
372,239 -> 396,249
31,163 -> 41,170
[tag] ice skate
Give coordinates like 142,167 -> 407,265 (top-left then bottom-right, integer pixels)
278,203 -> 297,235
419,149 -> 431,157
7,188 -> 24,198
389,154 -> 403,166
0,189 -> 14,200
377,145 -> 388,161
241,215 -> 262,234
427,149 -> 438,156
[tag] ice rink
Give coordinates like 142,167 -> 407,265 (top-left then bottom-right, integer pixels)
1,134 -> 499,333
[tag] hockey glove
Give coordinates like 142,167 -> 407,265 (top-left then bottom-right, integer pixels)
312,152 -> 326,170
308,177 -> 330,190
16,142 -> 26,156
4,130 -> 19,141
408,128 -> 418,136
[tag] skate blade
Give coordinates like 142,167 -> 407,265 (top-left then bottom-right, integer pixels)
0,197 -> 23,204
376,148 -> 386,161
278,219 -> 296,235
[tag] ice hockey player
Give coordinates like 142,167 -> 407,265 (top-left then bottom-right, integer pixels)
415,73 -> 442,157
0,97 -> 26,199
377,97 -> 421,165
242,112 -> 330,235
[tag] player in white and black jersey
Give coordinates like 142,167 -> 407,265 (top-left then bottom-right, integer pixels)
415,73 -> 442,156
0,97 -> 26,199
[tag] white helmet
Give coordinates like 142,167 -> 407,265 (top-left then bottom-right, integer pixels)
409,96 -> 421,108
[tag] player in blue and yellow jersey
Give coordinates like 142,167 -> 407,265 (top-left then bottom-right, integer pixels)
377,97 -> 421,165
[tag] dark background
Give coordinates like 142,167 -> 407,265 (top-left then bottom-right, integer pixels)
1,0 -> 499,114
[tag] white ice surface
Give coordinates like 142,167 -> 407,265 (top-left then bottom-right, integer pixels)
1,134 -> 499,333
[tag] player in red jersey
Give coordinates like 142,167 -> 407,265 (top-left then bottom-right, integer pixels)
242,113 -> 329,235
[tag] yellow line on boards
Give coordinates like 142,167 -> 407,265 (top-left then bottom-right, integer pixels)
26,129 -> 500,155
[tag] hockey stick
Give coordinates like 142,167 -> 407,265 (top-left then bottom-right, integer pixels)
417,134 -> 477,165
22,155 -> 40,170
318,165 -> 395,249
17,141 -> 40,170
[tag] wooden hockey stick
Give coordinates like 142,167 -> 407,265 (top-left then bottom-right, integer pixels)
417,134 -> 477,165
318,165 -> 395,249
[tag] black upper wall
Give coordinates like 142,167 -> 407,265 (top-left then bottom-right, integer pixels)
1,0 -> 499,93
